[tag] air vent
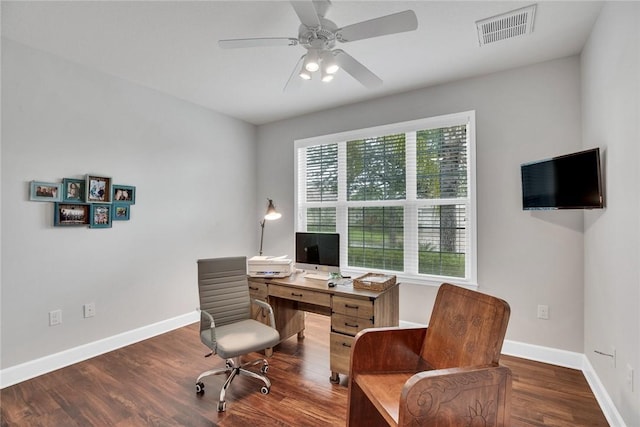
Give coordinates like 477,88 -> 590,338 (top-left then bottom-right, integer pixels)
476,4 -> 536,46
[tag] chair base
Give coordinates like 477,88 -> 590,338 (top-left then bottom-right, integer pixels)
195,356 -> 271,412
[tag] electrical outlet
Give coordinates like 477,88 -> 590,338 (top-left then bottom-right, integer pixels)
49,309 -> 62,326
83,303 -> 96,318
537,304 -> 549,320
626,365 -> 634,392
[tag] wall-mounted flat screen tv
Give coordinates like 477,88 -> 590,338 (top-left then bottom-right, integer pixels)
521,148 -> 604,210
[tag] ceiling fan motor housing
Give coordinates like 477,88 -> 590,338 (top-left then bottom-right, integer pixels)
298,17 -> 338,50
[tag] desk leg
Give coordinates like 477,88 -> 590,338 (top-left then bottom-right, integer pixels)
270,297 -> 306,341
265,347 -> 273,357
330,372 -> 340,384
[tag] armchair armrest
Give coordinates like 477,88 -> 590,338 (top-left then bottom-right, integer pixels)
350,327 -> 428,375
252,298 -> 276,328
399,365 -> 512,427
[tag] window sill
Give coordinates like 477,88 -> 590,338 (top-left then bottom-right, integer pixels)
340,267 -> 478,290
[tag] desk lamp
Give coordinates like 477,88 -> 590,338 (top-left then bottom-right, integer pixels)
259,199 -> 281,256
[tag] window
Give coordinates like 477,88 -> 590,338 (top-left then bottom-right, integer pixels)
295,111 -> 476,285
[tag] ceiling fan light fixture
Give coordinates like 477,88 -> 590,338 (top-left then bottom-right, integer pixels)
321,69 -> 334,82
304,49 -> 320,72
299,65 -> 312,80
321,50 -> 339,74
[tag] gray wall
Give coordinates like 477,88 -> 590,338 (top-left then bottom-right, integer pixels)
1,38 -> 257,369
581,3 -> 640,425
257,56 -> 585,351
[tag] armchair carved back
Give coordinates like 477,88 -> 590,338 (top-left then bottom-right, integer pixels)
421,283 -> 511,370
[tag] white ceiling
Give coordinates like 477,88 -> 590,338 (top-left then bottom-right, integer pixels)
2,1 -> 603,125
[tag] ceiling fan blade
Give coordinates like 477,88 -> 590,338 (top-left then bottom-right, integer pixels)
312,0 -> 332,18
218,38 -> 298,49
337,10 -> 418,43
290,1 -> 321,28
333,50 -> 382,89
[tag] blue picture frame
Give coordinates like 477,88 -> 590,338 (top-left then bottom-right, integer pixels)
62,178 -> 85,203
112,203 -> 131,221
54,203 -> 90,226
30,181 -> 62,202
112,185 -> 136,204
90,204 -> 112,228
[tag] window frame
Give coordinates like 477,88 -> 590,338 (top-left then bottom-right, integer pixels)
294,111 -> 477,287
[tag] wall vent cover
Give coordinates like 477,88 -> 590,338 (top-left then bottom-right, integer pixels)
476,4 -> 537,46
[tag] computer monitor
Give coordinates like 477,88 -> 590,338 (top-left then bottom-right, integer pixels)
295,232 -> 340,280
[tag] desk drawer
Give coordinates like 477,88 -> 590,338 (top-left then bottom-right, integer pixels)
331,313 -> 375,336
269,284 -> 331,307
330,332 -> 354,375
332,296 -> 374,318
248,280 -> 268,300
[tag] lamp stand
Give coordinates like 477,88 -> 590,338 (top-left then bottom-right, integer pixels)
259,219 -> 266,256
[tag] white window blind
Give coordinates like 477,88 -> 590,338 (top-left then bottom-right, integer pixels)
295,111 -> 476,285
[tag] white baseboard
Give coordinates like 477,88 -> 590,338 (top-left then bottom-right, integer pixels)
0,310 -> 199,389
581,355 -> 628,427
502,339 -> 585,369
503,339 -> 626,427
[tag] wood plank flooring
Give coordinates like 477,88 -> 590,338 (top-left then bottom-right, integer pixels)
1,314 -> 609,426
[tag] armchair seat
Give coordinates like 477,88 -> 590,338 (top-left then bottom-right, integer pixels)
356,373 -> 413,423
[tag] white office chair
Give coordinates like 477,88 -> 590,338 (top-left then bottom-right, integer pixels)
195,257 -> 280,412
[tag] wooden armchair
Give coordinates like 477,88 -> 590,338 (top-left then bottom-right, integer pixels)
347,283 -> 511,427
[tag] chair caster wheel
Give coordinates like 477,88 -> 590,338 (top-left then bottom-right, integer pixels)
261,386 -> 270,395
195,381 -> 205,394
217,401 -> 226,412
260,365 -> 269,374
225,360 -> 233,369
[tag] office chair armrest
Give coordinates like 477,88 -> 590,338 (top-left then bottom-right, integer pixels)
252,299 -> 276,328
199,309 -> 217,345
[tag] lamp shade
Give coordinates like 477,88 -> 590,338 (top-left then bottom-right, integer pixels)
264,199 -> 281,220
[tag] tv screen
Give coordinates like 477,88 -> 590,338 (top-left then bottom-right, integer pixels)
521,148 -> 603,210
295,232 -> 340,277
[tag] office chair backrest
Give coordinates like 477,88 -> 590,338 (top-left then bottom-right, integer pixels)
421,283 -> 510,370
197,257 -> 251,332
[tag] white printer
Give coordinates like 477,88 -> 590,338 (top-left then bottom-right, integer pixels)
247,255 -> 293,278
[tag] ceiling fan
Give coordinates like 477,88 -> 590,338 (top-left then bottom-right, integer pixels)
218,0 -> 418,90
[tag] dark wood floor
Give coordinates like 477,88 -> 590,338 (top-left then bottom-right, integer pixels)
1,314 -> 609,426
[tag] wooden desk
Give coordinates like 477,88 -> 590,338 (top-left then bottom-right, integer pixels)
248,273 -> 399,383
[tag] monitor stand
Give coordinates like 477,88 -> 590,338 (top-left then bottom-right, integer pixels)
304,271 -> 331,281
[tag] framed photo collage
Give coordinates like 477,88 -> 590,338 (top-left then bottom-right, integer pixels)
30,175 -> 136,229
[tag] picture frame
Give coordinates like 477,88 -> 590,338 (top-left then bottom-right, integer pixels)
90,204 -> 112,228
62,178 -> 86,203
30,181 -> 62,202
54,203 -> 90,226
112,203 -> 131,221
86,175 -> 112,203
112,185 -> 136,204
